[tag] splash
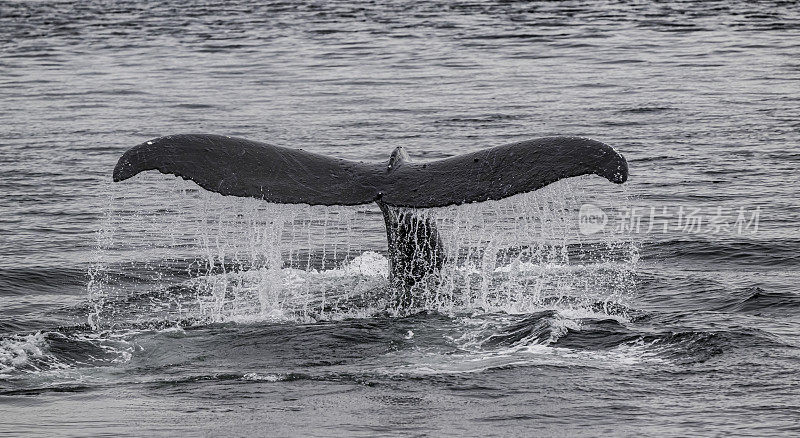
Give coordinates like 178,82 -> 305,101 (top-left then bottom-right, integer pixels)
0,331 -> 134,376
88,173 -> 637,328
0,333 -> 49,376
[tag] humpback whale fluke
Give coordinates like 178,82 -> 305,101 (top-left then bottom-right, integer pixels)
113,134 -> 628,293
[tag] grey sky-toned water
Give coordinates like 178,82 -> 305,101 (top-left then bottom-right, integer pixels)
1,1 -> 799,436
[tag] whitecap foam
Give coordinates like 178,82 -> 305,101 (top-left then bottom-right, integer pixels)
0,331 -> 139,377
0,332 -> 49,376
241,372 -> 284,382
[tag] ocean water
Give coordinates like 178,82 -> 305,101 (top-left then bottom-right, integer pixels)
1,0 -> 799,436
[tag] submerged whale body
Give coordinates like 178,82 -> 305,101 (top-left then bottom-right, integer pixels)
113,134 -> 628,295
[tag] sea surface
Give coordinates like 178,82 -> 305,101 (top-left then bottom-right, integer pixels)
1,1 -> 799,436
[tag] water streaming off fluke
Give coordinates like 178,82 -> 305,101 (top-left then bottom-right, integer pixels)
88,174 -> 638,328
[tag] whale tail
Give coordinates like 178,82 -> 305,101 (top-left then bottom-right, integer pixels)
113,134 -> 628,290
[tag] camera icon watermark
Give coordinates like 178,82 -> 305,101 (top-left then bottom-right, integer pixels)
578,204 -> 761,235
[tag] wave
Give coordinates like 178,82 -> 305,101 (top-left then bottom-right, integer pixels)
719,287 -> 800,315
0,266 -> 86,296
644,237 -> 800,267
0,330 -> 134,378
2,299 -> 787,389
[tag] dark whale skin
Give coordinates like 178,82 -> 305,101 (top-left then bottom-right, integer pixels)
113,133 -> 628,289
113,134 -> 627,208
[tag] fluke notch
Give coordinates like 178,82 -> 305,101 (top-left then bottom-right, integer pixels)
113,134 -> 628,292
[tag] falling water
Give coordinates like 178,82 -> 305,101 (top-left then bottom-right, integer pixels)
4,1 -> 797,433
88,173 -> 637,327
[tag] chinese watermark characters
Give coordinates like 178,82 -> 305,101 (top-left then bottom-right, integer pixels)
579,205 -> 761,235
